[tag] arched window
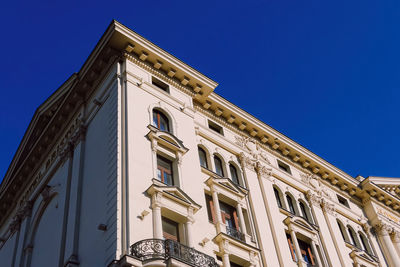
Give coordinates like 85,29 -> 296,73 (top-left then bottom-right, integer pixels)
299,202 -> 309,222
229,164 -> 239,185
286,195 -> 296,215
359,232 -> 373,254
274,187 -> 283,208
214,155 -> 224,177
348,226 -> 360,248
153,109 -> 170,132
198,147 -> 208,169
337,220 -> 349,242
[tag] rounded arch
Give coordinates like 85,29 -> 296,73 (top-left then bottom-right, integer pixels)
337,219 -> 350,242
228,161 -> 242,186
347,225 -> 361,248
26,191 -> 61,267
285,192 -> 299,215
273,185 -> 285,209
298,199 -> 313,223
358,231 -> 373,254
213,153 -> 226,177
197,145 -> 211,169
148,103 -> 177,135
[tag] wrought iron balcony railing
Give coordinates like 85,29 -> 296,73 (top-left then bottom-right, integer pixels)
226,226 -> 246,242
130,238 -> 218,267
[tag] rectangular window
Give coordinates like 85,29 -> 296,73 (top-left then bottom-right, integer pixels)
277,160 -> 291,174
162,217 -> 179,242
337,195 -> 349,208
208,120 -> 224,135
205,194 -> 215,223
298,239 -> 316,266
287,234 -> 297,261
152,76 -> 169,92
157,155 -> 173,186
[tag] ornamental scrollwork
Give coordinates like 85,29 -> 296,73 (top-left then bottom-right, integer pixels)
235,136 -> 271,165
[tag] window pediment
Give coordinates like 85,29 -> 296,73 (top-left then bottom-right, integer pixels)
206,176 -> 248,200
147,125 -> 188,154
350,249 -> 379,266
146,182 -> 201,212
284,216 -> 318,235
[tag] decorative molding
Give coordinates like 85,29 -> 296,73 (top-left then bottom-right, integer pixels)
320,199 -> 336,216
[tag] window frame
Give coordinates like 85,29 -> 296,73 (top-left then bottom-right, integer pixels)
153,109 -> 170,132
157,154 -> 174,186
214,155 -> 225,177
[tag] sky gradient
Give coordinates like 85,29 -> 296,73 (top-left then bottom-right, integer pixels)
1,0 -> 400,182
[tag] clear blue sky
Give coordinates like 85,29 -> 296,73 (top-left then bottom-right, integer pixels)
1,0 -> 399,182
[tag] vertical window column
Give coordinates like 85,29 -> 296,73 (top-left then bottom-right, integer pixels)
310,240 -> 323,267
236,203 -> 246,235
185,208 -> 194,247
151,193 -> 163,239
288,227 -> 307,267
211,186 -> 224,233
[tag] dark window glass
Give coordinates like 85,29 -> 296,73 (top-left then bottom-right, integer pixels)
274,188 -> 282,208
220,201 -> 238,230
278,160 -> 291,174
198,147 -> 208,168
299,202 -> 309,221
152,77 -> 169,92
286,195 -> 295,214
214,156 -> 224,177
298,239 -> 316,265
230,263 -> 243,267
229,164 -> 239,185
157,155 -> 173,185
205,194 -> 215,222
348,227 -> 359,248
162,217 -> 179,241
337,195 -> 350,208
153,110 -> 170,132
208,120 -> 224,135
337,221 -> 347,241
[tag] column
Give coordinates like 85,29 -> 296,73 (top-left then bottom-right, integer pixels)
391,231 -> 400,258
289,228 -> 306,267
211,187 -> 224,233
151,140 -> 158,179
186,209 -> 194,247
375,224 -> 400,267
152,194 -> 163,239
311,240 -> 322,267
236,203 -> 246,234
222,252 -> 231,267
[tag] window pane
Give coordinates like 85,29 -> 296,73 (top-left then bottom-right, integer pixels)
214,156 -> 224,176
162,217 -> 179,241
287,196 -> 295,214
274,188 -> 282,208
230,164 -> 239,185
198,148 -> 208,168
153,110 -> 170,132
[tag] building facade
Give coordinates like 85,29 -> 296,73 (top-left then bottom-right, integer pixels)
1,21 -> 400,267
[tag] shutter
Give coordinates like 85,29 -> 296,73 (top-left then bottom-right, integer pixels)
308,247 -> 315,265
287,237 -> 296,261
233,210 -> 240,231
209,199 -> 216,223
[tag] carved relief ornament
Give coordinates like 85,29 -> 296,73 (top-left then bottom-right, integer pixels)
235,136 -> 271,164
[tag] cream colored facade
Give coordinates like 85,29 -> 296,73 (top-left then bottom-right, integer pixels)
0,21 -> 399,267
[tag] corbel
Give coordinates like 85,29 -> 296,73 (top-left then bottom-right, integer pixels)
203,100 -> 212,109
292,154 -> 300,162
386,199 -> 392,206
238,122 -> 247,130
215,108 -> 223,116
139,51 -> 148,61
260,135 -> 268,143
272,142 -> 279,150
124,44 -> 135,53
193,84 -> 202,93
282,148 -> 290,156
303,160 -> 310,168
322,172 -> 329,179
181,76 -> 190,86
349,188 -> 356,195
378,195 -> 385,201
341,184 -> 348,191
250,129 -> 258,137
331,177 -> 339,185
154,60 -> 162,69
312,166 -> 320,174
167,68 -> 176,77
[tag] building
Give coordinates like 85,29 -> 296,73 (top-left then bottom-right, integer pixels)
0,20 -> 400,267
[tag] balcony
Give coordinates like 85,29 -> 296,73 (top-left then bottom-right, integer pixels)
130,239 -> 218,267
226,226 -> 245,242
